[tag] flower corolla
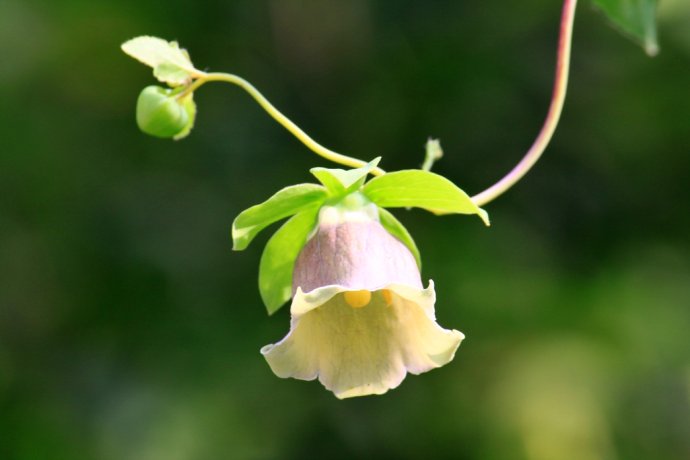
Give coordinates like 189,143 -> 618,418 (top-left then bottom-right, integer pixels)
261,202 -> 464,398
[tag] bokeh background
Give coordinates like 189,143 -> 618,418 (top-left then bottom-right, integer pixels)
1,1 -> 689,459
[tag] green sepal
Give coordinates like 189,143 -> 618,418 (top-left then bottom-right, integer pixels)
173,93 -> 196,140
259,207 -> 320,314
363,170 -> 490,226
310,157 -> 381,197
121,36 -> 202,86
593,0 -> 658,56
232,184 -> 327,251
377,207 -> 422,269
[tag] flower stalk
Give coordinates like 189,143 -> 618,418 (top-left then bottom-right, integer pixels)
178,0 -> 578,207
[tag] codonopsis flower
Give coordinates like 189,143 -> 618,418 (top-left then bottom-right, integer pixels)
231,159 -> 488,398
261,203 -> 464,398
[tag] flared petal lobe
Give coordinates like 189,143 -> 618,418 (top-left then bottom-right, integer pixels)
261,284 -> 463,398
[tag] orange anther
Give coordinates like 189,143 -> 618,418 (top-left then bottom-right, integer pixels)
344,290 -> 371,308
381,289 -> 394,306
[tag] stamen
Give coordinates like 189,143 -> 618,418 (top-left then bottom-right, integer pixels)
381,289 -> 393,306
344,290 -> 371,308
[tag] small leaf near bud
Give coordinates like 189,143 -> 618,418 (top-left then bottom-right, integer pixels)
121,36 -> 203,86
135,85 -> 190,139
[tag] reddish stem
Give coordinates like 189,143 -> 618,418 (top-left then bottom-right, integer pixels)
471,0 -> 578,207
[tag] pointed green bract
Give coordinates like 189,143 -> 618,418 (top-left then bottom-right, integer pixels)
310,157 -> 381,197
363,170 -> 490,226
121,36 -> 204,85
593,0 -> 659,56
377,207 -> 422,269
232,184 -> 327,250
259,208 -> 320,314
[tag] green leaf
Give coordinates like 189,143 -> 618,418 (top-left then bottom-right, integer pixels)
377,207 -> 422,269
153,62 -> 193,86
232,184 -> 327,250
259,208 -> 319,314
121,36 -> 204,85
310,157 -> 381,196
363,170 -> 490,226
593,0 -> 659,56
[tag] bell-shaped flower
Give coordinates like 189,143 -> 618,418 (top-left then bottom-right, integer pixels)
261,203 -> 464,399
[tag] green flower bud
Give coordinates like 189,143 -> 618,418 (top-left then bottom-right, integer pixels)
136,85 -> 189,138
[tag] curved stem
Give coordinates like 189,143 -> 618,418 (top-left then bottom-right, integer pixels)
179,72 -> 386,176
471,0 -> 577,207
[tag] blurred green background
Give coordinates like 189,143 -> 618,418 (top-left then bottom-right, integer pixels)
1,1 -> 689,459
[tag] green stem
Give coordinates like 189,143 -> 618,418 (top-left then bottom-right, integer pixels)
470,0 -> 577,207
178,72 -> 386,176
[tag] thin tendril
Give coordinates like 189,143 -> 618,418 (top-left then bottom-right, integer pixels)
470,0 -> 577,207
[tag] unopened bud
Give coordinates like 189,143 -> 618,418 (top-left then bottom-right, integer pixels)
136,85 -> 190,138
